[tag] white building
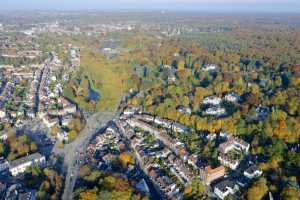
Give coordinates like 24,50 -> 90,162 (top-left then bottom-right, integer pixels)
9,153 -> 46,176
204,107 -> 226,116
0,110 -> 6,118
224,93 -> 240,103
202,64 -> 218,71
219,137 -> 250,154
123,106 -> 141,116
172,122 -> 190,133
57,130 -> 69,142
244,165 -> 263,179
214,180 -> 239,200
0,158 -> 9,172
203,96 -> 222,105
218,154 -> 240,170
0,131 -> 7,141
62,115 -> 73,127
218,137 -> 250,170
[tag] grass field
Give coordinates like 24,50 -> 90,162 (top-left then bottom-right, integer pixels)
80,48 -> 133,111
40,33 -> 137,112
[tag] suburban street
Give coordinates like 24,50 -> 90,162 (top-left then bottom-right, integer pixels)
60,111 -> 118,200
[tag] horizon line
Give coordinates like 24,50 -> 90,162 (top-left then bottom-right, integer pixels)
0,8 -> 299,14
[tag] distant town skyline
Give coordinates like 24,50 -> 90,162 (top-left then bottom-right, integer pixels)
1,0 -> 300,12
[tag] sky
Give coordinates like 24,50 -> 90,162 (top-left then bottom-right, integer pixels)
1,0 -> 300,12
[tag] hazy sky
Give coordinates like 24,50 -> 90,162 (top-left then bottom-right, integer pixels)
2,0 -> 300,12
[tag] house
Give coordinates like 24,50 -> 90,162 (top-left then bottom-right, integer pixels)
218,137 -> 249,169
244,165 -> 262,179
162,65 -> 176,82
9,153 -> 46,176
56,130 -> 69,142
63,105 -> 77,115
26,110 -> 36,118
204,107 -> 226,116
135,114 -> 155,122
123,106 -> 141,116
256,105 -> 272,121
154,117 -> 173,129
0,109 -> 5,118
224,93 -> 240,103
0,158 -> 9,172
147,167 -> 179,199
172,122 -> 190,134
202,64 -> 218,71
0,131 -> 7,141
187,154 -> 198,169
18,190 -> 36,200
219,137 -> 250,154
61,114 -> 73,126
219,131 -> 230,139
41,115 -> 59,128
218,153 -> 240,170
200,165 -> 226,185
177,105 -> 192,114
203,96 -> 222,105
214,180 -> 239,200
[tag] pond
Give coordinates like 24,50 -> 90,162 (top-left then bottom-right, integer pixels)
86,86 -> 100,102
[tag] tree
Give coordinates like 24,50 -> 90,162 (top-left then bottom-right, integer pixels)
30,142 -> 38,152
18,134 -> 28,143
103,176 -> 117,190
51,126 -> 60,136
287,97 -> 298,115
191,179 -> 205,194
37,190 -> 48,200
280,186 -> 300,200
68,118 -> 83,133
177,60 -> 185,70
68,130 -> 78,142
247,178 -> 268,200
84,171 -> 102,183
79,165 -> 91,178
7,152 -> 16,161
79,189 -> 97,200
24,166 -> 43,187
0,143 -> 5,155
119,153 -> 135,168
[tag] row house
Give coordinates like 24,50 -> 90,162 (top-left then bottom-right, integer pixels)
148,166 -> 181,199
9,153 -> 46,176
200,165 -> 225,185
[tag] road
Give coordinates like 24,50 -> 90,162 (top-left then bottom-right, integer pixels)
61,111 -> 118,200
21,95 -> 126,200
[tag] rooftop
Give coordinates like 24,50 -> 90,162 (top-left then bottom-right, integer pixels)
9,152 -> 44,168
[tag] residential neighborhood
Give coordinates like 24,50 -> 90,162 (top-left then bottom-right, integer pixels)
0,6 -> 300,200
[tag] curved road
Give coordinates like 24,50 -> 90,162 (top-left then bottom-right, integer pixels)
61,111 -> 118,200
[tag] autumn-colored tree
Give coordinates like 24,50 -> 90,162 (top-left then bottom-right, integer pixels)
68,130 -> 78,142
79,165 -> 91,178
119,153 -> 135,168
79,189 -> 97,200
0,143 -> 5,155
50,126 -> 60,136
247,178 -> 268,200
280,186 -> 300,200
